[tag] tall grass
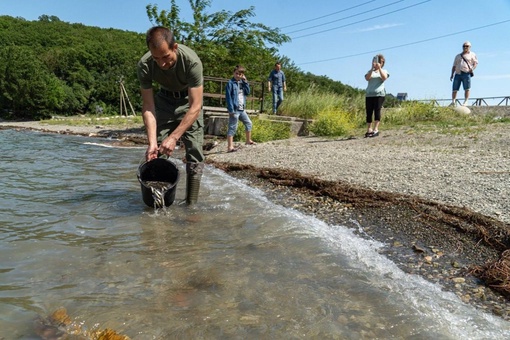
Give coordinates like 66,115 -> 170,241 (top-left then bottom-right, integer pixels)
278,84 -> 366,121
272,85 -> 509,137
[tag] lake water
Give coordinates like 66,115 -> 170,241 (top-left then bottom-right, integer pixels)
1,129 -> 509,339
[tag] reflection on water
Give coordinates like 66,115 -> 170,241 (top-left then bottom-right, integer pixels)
1,129 -> 509,339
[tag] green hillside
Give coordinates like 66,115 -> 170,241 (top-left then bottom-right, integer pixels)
0,14 -> 363,119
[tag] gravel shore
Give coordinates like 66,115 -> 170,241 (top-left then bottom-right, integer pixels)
2,120 -> 510,320
207,125 -> 510,225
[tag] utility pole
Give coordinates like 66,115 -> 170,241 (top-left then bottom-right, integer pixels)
119,77 -> 136,116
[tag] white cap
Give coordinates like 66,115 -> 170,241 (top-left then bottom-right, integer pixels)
463,41 -> 471,46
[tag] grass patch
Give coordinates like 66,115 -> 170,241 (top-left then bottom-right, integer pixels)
277,85 -> 364,119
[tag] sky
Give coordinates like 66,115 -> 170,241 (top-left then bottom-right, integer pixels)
2,0 -> 510,102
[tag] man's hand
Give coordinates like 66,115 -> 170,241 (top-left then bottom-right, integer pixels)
159,135 -> 178,157
145,144 -> 158,161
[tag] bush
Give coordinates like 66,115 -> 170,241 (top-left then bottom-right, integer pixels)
309,108 -> 356,137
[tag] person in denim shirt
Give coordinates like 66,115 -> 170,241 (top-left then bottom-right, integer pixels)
267,62 -> 287,114
225,65 -> 256,152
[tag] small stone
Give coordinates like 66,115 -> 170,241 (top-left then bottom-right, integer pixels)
461,294 -> 471,303
412,245 -> 425,253
493,307 -> 504,316
451,261 -> 462,268
452,277 -> 466,284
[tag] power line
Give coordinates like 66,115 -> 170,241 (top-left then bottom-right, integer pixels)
298,19 -> 510,66
291,0 -> 431,39
280,0 -> 377,30
284,0 -> 405,35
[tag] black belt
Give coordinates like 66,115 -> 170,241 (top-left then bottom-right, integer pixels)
160,88 -> 188,99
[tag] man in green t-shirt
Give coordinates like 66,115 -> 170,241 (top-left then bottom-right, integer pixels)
137,26 -> 204,205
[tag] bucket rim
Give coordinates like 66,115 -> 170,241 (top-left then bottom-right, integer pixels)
137,157 -> 180,185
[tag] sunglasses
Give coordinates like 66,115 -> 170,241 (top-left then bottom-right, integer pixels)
463,45 -> 470,48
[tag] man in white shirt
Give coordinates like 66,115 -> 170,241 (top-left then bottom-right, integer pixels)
450,41 -> 478,106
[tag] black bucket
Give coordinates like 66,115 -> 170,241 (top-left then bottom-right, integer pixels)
137,158 -> 180,207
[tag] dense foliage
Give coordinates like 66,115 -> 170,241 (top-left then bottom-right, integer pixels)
0,15 -> 146,119
0,1 -> 364,120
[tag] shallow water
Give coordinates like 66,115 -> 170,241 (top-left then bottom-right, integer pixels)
1,129 -> 509,339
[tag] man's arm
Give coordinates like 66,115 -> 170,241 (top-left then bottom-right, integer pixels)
158,85 -> 203,156
450,55 -> 458,81
242,77 -> 250,96
472,54 -> 478,70
141,88 -> 159,160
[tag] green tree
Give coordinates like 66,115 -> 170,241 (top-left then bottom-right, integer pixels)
0,46 -> 62,118
146,1 -> 289,81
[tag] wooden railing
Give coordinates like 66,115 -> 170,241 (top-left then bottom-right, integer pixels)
203,76 -> 265,112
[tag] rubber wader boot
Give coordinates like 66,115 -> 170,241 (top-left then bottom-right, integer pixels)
186,162 -> 204,205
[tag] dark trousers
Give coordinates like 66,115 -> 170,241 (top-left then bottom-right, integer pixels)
154,92 -> 204,164
365,96 -> 385,123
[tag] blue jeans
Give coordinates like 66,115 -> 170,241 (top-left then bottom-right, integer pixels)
452,72 -> 471,91
227,109 -> 253,136
272,86 -> 284,113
